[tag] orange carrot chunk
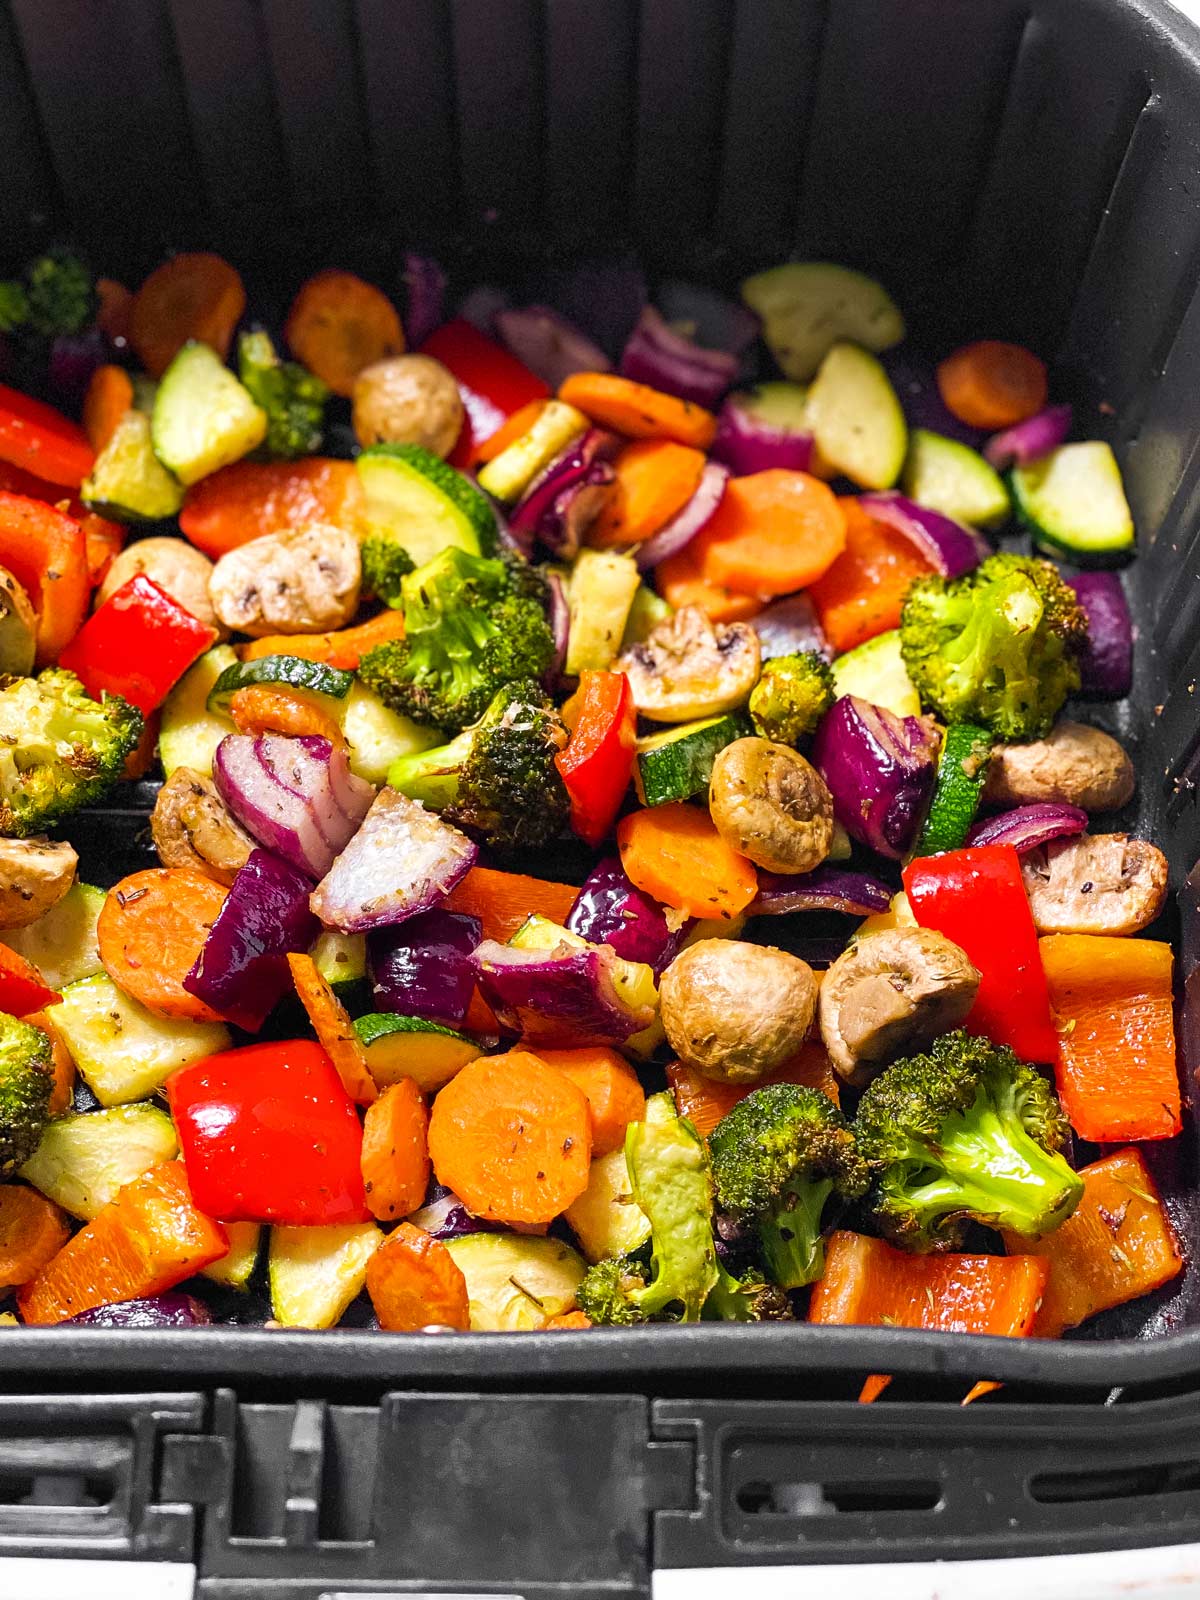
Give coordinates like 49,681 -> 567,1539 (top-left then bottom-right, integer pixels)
936,340 -> 1048,430
17,1162 -> 227,1325
591,438 -> 706,548
667,1040 -> 839,1140
1040,934 -> 1180,1142
284,269 -> 405,398
427,1050 -> 593,1226
808,497 -> 935,655
361,1079 -> 430,1221
442,866 -> 580,945
82,364 -> 134,453
97,868 -> 228,1023
179,458 -> 366,559
617,803 -> 758,921
532,1046 -> 646,1155
242,608 -> 405,671
696,469 -> 847,597
654,538 -> 765,624
287,952 -> 377,1106
1001,1147 -> 1183,1337
130,252 -> 246,377
558,371 -> 717,450
544,1310 -> 593,1329
0,1185 -> 71,1287
366,1221 -> 469,1332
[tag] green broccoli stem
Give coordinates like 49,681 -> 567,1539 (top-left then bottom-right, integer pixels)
759,1174 -> 833,1290
917,1098 -> 1083,1237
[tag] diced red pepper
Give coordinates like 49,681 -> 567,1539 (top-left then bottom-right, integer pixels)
0,944 -> 60,1014
0,491 -> 90,666
419,319 -> 550,468
0,382 -> 94,487
902,844 -> 1058,1062
555,670 -> 637,846
58,573 -> 217,713
167,1039 -> 368,1226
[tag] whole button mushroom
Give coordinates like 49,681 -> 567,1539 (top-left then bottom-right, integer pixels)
616,606 -> 760,723
352,353 -> 465,456
983,721 -> 1134,813
97,536 -> 225,637
209,521 -> 360,636
709,737 -> 834,874
818,928 -> 981,1087
1021,832 -> 1168,936
659,938 -> 819,1084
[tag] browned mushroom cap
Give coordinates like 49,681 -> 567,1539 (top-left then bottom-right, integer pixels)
659,938 -> 818,1084
616,605 -> 760,722
818,928 -> 981,1087
709,738 -> 833,874
0,836 -> 77,930
1021,833 -> 1168,936
352,353 -> 464,456
97,536 -> 224,637
151,768 -> 256,886
984,721 -> 1134,812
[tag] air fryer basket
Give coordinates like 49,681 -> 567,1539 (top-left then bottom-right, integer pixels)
2,0 -> 1200,1404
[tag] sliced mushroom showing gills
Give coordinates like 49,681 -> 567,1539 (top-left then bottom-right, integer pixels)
1021,832 -> 1168,936
616,604 -> 760,722
819,928 -> 981,1087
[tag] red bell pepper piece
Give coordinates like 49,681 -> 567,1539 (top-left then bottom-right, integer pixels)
58,573 -> 217,713
419,319 -> 549,468
902,844 -> 1058,1062
555,670 -> 637,846
0,491 -> 90,666
0,944 -> 60,1014
0,460 -> 125,587
0,382 -> 94,487
168,1039 -> 368,1226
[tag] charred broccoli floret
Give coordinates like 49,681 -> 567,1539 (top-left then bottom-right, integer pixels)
709,1084 -> 869,1289
576,1254 -> 650,1326
0,1012 -> 54,1177
358,545 -> 556,732
0,669 -> 142,837
0,281 -> 29,335
24,249 -> 95,338
361,538 -> 415,608
387,679 -> 569,853
854,1029 -> 1084,1251
703,1263 -> 794,1321
749,652 -> 835,745
900,552 -> 1087,742
238,329 -> 329,458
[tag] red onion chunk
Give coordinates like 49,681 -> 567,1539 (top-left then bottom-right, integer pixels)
544,569 -> 570,688
368,909 -> 482,1026
509,428 -> 619,558
966,803 -> 1089,852
752,594 -> 832,662
472,939 -> 653,1046
184,848 -> 319,1031
858,491 -> 987,578
636,461 -> 729,571
567,856 -> 691,975
402,253 -> 447,348
751,866 -> 894,917
1068,571 -> 1133,699
984,404 -> 1073,470
67,1294 -> 213,1328
214,735 -> 375,882
495,305 -> 612,388
619,306 -> 738,409
409,1189 -> 502,1239
656,280 -> 761,357
711,393 -> 814,477
812,696 -> 941,860
310,788 -> 477,933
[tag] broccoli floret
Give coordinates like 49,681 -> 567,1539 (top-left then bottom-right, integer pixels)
703,1262 -> 794,1321
388,679 -> 569,853
709,1084 -> 869,1289
238,329 -> 329,458
749,652 -> 835,745
900,553 -> 1088,742
0,280 -> 29,335
0,1012 -> 54,1177
0,669 -> 143,837
361,538 -> 415,608
576,1254 -> 650,1325
854,1029 -> 1084,1251
23,248 -> 95,337
359,544 -> 556,732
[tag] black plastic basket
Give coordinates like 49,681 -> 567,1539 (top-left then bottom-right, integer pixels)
5,0 -> 1200,1591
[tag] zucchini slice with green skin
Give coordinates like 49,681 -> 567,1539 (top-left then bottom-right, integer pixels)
357,442 -> 496,564
804,342 -> 907,490
159,644 -> 238,778
311,929 -> 368,987
0,881 -> 105,990
443,1232 -> 587,1330
740,262 -> 905,383
902,428 -> 1010,530
634,712 -> 752,806
563,1146 -> 652,1264
476,399 -> 588,503
340,680 -> 441,786
201,1221 -> 262,1290
81,409 -> 184,522
353,1012 -> 484,1093
831,629 -> 921,719
151,340 -> 268,486
1011,441 -> 1134,565
268,1221 -> 382,1329
206,654 -> 353,716
20,1103 -> 178,1220
912,723 -> 992,857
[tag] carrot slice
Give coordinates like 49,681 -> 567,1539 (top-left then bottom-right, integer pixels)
229,684 -> 345,742
696,469 -> 847,597
936,340 -> 1048,430
366,1220 -> 469,1332
97,868 -> 228,1023
472,399 -> 548,465
667,1039 -> 839,1140
427,1050 -> 593,1225
82,513 -> 126,586
590,439 -> 706,548
17,1162 -> 227,1325
242,608 -> 405,671
532,1046 -> 646,1155
82,364 -> 134,453
284,269 -> 405,398
24,1008 -> 75,1117
0,491 -> 89,665
617,803 -> 758,921
179,458 -> 366,559
130,252 -> 246,377
808,497 -> 935,655
442,866 -> 579,944
287,952 -> 377,1106
1001,1147 -> 1183,1337
558,372 -> 717,449
361,1079 -> 430,1221
0,1185 -> 71,1286
1040,934 -> 1180,1142
545,1310 -> 592,1329
654,539 -> 765,623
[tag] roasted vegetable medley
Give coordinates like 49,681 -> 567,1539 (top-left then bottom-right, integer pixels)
0,247 -> 1182,1370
